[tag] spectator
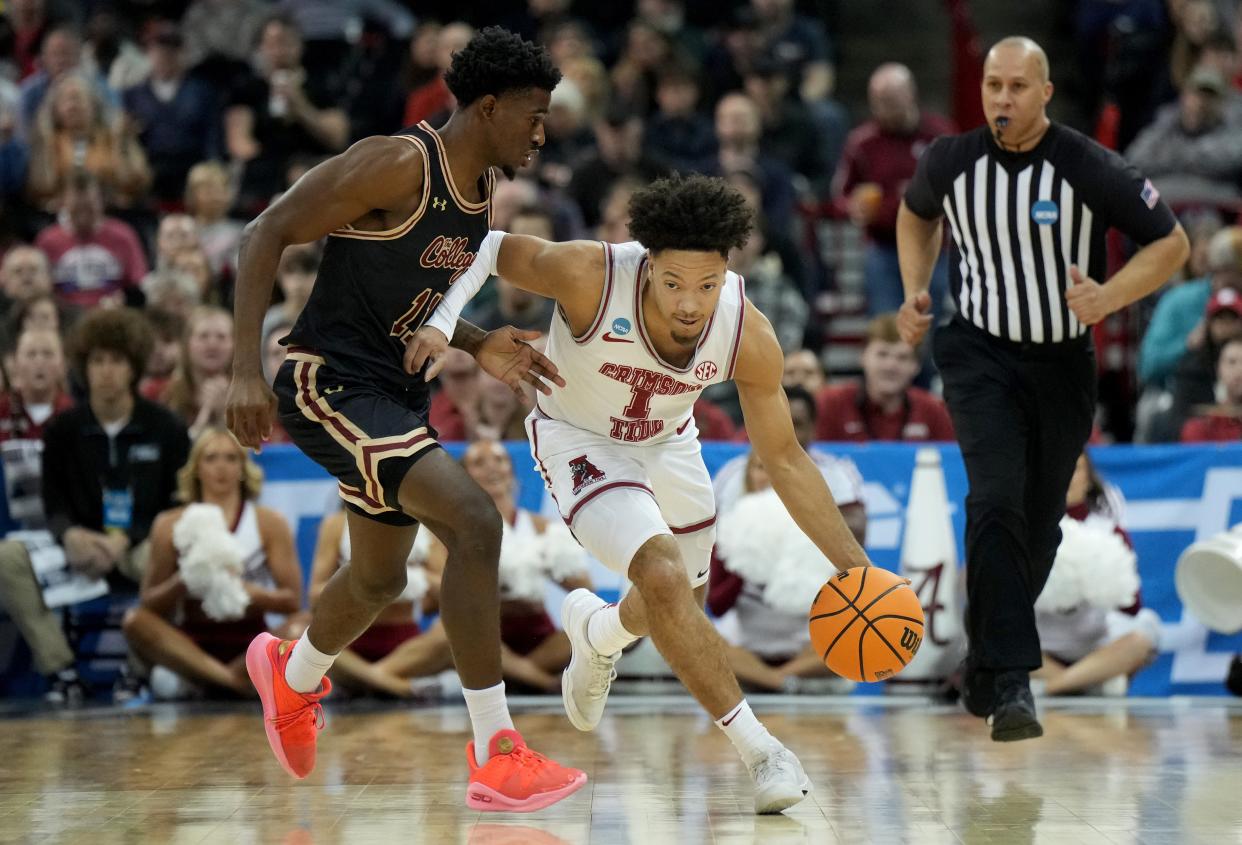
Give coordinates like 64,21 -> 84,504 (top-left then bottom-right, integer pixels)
568,105 -> 666,229
0,307 -> 189,704
18,25 -> 99,131
121,22 -> 221,207
702,7 -> 766,106
1126,65 -> 1242,205
1181,335 -> 1242,441
428,347 -> 478,441
159,305 -> 233,438
1140,225 -> 1241,390
1168,0 -> 1222,92
643,64 -> 716,172
380,440 -> 592,695
225,13 -> 350,212
1168,287 -> 1242,433
140,308 -> 185,400
261,244 -> 318,342
6,0 -> 51,82
0,95 -> 30,203
169,246 -> 218,305
558,54 -> 609,123
140,266 -> 201,319
714,384 -> 866,528
34,169 -> 148,308
1033,452 -> 1159,696
594,177 -> 639,244
184,161 -> 244,278
816,313 -> 955,442
468,206 -> 555,333
152,213 -> 200,270
742,55 -> 828,193
707,92 -> 795,235
400,20 -> 452,128
0,326 -> 72,443
751,0 -> 834,104
294,506 -> 430,698
833,63 -> 955,318
692,395 -> 738,440
474,374 -> 532,442
781,347 -> 824,394
122,427 -> 301,699
610,19 -> 678,117
1198,31 -> 1242,123
81,5 -> 148,96
728,218 -> 807,353
3,293 -> 74,353
262,317 -> 291,384
708,448 -> 860,693
181,0 -> 270,70
537,79 -> 594,190
0,243 -> 52,321
725,166 -> 809,300
26,70 -> 151,209
634,0 -> 706,63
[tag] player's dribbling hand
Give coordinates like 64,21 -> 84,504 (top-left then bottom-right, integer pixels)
476,326 -> 568,397
897,291 -> 933,346
225,373 -> 278,451
404,326 -> 450,378
1066,265 -> 1114,326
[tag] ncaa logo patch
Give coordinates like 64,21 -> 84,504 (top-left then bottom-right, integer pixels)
1031,200 -> 1058,225
611,317 -> 632,336
694,361 -> 718,381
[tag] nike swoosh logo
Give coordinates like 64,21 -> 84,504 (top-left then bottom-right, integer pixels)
601,332 -> 633,343
721,705 -> 743,726
695,568 -> 709,580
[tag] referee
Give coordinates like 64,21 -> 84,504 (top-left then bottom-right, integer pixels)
897,36 -> 1188,741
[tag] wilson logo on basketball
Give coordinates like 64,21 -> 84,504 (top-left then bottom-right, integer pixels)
694,361 -> 718,381
900,626 -> 923,654
420,235 -> 476,283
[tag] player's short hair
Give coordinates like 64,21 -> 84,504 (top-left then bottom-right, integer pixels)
627,173 -> 752,257
445,26 -> 561,107
71,307 -> 154,391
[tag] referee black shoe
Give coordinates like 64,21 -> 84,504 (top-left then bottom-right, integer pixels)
989,671 -> 1043,742
960,658 -> 995,718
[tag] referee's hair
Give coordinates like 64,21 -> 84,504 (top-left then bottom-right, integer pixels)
445,26 -> 562,106
627,173 -> 753,257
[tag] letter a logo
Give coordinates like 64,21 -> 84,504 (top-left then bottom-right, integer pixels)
569,454 -> 607,495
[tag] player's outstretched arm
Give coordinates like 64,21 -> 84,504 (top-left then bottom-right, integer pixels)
734,303 -> 871,570
227,136 -> 424,448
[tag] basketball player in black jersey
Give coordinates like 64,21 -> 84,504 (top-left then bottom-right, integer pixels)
224,28 -> 586,811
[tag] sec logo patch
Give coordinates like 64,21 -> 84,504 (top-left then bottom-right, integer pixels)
694,361 -> 718,381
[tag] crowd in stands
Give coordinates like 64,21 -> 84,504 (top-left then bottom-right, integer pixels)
0,0 -> 1239,703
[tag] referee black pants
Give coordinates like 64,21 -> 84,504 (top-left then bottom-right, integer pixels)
933,317 -> 1097,672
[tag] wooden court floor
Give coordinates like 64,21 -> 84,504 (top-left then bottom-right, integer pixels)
0,695 -> 1240,845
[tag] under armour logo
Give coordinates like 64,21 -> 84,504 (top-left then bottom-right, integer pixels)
431,197 -> 447,211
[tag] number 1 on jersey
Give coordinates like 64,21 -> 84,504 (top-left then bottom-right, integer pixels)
391,288 -> 444,342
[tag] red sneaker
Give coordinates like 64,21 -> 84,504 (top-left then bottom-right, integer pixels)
246,633 -> 331,779
465,729 -> 587,812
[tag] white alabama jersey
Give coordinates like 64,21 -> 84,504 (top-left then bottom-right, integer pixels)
537,241 -> 747,444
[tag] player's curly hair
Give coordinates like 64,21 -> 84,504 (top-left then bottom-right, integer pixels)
627,173 -> 752,257
444,26 -> 561,106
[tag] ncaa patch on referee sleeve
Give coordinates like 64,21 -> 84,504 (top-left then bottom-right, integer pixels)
1031,200 -> 1058,225
1141,179 -> 1160,209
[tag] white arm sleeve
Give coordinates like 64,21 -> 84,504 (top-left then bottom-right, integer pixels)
423,229 -> 506,341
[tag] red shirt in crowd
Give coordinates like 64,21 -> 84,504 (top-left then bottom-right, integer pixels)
0,391 -> 75,442
815,382 -> 955,442
1180,413 -> 1242,443
35,217 -> 148,308
831,112 -> 957,245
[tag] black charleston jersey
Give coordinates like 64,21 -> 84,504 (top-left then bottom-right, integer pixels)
904,123 -> 1176,344
285,121 -> 494,393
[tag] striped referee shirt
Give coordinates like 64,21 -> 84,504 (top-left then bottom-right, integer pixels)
904,123 -> 1177,343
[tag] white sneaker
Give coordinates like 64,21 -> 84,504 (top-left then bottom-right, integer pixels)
560,589 -> 619,732
748,744 -> 812,814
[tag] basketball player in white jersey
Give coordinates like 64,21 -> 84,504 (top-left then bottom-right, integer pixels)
407,174 -> 874,813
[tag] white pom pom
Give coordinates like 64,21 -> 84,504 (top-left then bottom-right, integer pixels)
410,526 -> 435,564
172,503 -> 229,553
541,522 -> 587,581
716,490 -> 796,583
173,503 -> 245,603
1036,518 -> 1140,614
498,522 -> 548,602
763,531 -> 835,615
200,571 -> 250,621
400,564 -> 429,603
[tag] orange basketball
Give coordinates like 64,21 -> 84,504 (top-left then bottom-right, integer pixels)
808,566 -> 925,683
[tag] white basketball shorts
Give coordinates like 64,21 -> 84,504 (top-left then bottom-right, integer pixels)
525,412 -> 716,587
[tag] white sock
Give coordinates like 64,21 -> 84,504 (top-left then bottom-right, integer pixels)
586,602 -> 638,655
284,632 -> 338,694
715,700 -> 777,767
462,681 -> 516,766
